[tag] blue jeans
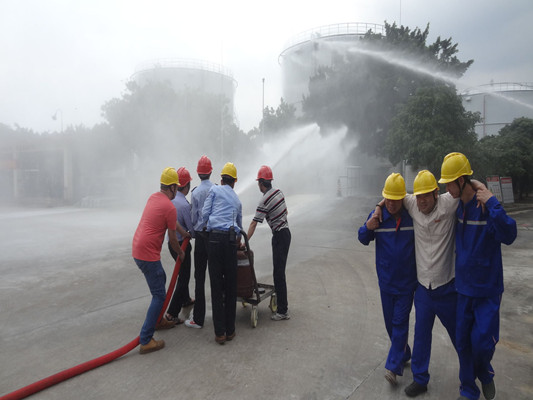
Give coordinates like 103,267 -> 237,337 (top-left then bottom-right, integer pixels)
135,258 -> 166,345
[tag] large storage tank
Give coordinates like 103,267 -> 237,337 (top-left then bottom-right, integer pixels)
461,82 -> 533,138
278,22 -> 384,112
131,58 -> 238,119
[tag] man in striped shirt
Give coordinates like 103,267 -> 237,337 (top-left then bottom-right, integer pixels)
247,165 -> 291,321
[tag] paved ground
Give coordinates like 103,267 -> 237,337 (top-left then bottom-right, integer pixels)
0,195 -> 532,399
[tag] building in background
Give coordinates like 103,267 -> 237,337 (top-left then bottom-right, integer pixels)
131,58 -> 238,122
278,22 -> 384,114
461,82 -> 533,138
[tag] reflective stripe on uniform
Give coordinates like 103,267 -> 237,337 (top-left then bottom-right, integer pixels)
375,227 -> 415,232
458,219 -> 487,226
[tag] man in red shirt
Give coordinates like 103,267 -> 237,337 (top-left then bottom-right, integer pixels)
132,167 -> 187,354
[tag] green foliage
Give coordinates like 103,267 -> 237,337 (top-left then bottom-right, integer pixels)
101,80 -> 249,163
387,85 -> 479,175
302,21 -> 473,159
260,98 -> 298,137
476,118 -> 533,198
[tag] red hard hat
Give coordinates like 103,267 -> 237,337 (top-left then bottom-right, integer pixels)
177,167 -> 192,187
256,165 -> 273,181
197,155 -> 213,174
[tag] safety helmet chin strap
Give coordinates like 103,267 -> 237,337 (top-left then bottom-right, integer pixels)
454,177 -> 468,198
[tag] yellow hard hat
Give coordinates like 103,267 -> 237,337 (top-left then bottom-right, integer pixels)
221,162 -> 237,179
438,152 -> 473,183
382,173 -> 406,200
160,167 -> 180,186
413,170 -> 438,195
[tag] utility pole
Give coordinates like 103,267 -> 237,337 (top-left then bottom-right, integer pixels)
261,77 -> 265,145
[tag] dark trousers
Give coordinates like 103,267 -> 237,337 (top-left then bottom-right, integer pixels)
208,232 -> 237,337
191,231 -> 209,326
167,240 -> 192,317
272,228 -> 291,314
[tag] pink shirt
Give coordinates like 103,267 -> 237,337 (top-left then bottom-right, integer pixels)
132,192 -> 177,261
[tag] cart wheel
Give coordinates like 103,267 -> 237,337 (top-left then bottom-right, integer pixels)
269,293 -> 277,313
251,306 -> 258,328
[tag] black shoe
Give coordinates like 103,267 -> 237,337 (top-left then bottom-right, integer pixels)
482,380 -> 495,400
405,381 -> 428,397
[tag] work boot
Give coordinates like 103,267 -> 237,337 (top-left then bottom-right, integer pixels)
404,381 -> 427,397
482,380 -> 496,400
139,338 -> 165,354
155,316 -> 176,330
384,369 -> 397,386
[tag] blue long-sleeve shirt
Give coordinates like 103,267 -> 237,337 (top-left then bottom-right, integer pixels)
455,195 -> 517,297
201,184 -> 242,234
191,180 -> 214,231
169,191 -> 194,241
358,207 -> 417,295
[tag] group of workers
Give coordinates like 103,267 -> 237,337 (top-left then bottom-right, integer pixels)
358,152 -> 517,400
132,156 -> 291,353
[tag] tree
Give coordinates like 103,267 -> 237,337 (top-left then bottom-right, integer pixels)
302,22 -> 473,158
101,80 -> 250,165
476,117 -> 533,199
386,85 -> 479,175
259,98 -> 298,138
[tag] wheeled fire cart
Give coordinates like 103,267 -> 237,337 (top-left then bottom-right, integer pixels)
236,232 -> 277,327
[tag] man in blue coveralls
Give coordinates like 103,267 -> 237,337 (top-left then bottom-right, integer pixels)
358,173 -> 417,386
439,152 -> 517,400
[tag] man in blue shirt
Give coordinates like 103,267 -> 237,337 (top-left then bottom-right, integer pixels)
165,167 -> 195,323
439,152 -> 517,400
359,173 -> 417,386
202,162 -> 243,344
185,155 -> 215,329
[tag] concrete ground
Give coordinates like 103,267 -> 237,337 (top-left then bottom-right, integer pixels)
0,195 -> 532,399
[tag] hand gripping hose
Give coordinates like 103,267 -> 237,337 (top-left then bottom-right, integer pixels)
0,238 -> 190,400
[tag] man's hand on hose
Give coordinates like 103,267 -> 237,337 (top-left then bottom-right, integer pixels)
178,247 -> 185,261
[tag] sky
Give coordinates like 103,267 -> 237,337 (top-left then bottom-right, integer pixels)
1,0 -> 532,134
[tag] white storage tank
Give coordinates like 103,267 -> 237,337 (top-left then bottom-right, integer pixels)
461,82 -> 533,138
278,22 -> 384,113
131,58 -> 237,118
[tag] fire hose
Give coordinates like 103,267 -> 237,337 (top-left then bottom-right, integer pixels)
0,238 -> 190,400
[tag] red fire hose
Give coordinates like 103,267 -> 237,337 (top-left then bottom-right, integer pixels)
0,238 -> 190,400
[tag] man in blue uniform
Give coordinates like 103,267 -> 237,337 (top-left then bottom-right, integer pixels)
165,167 -> 195,323
202,162 -> 243,345
439,152 -> 517,400
358,173 -> 417,386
